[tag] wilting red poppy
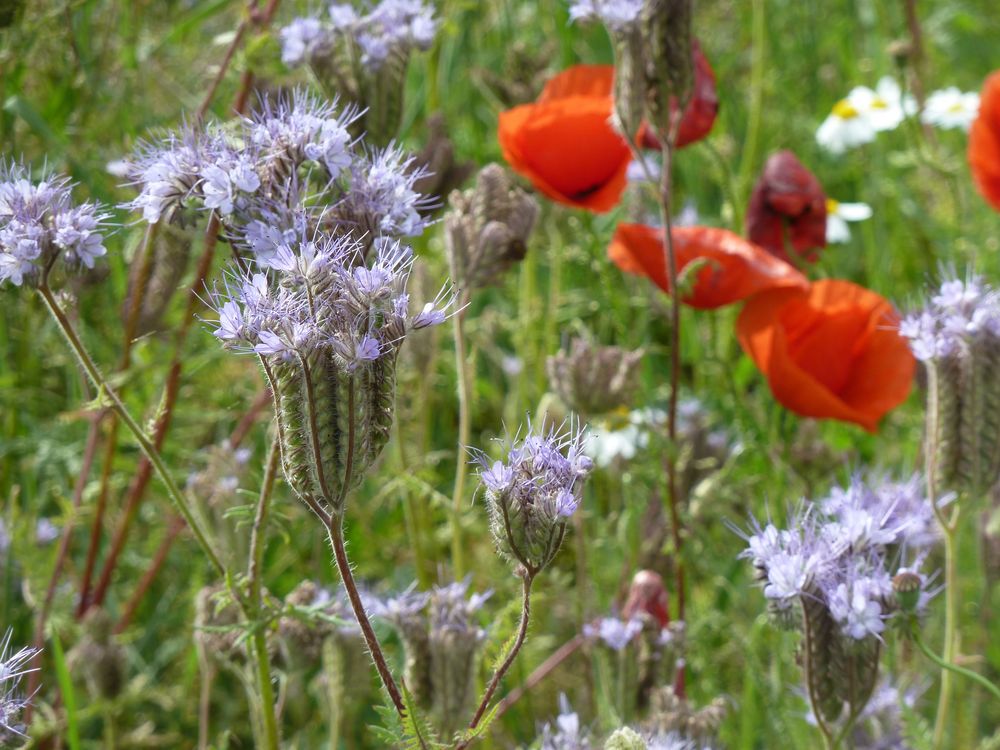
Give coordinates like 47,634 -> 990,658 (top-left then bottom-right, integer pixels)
736,280 -> 915,432
498,65 -> 631,213
608,223 -> 808,309
746,150 -> 827,263
969,70 -> 1000,212
640,40 -> 719,150
622,570 -> 670,628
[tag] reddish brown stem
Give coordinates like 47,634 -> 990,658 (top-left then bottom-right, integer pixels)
114,390 -> 269,633
78,224 -> 158,616
113,515 -> 185,634
89,216 -> 220,610
493,634 -> 584,722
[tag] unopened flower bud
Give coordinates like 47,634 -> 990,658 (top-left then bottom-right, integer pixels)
445,163 -> 538,294
547,337 -> 643,417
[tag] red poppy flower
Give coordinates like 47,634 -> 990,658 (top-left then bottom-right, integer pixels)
608,223 -> 809,309
639,40 -> 719,150
736,280 -> 915,432
746,150 -> 827,263
498,65 -> 631,213
969,70 -> 1000,212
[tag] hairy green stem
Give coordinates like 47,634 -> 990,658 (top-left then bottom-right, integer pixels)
916,631 -> 1000,703
462,572 -> 535,742
37,282 -> 224,577
246,437 -> 281,750
450,305 -> 472,578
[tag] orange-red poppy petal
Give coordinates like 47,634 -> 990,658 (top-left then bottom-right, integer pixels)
539,64 -> 614,102
499,95 -> 630,212
608,224 -> 809,309
736,280 -> 915,432
969,70 -> 1000,212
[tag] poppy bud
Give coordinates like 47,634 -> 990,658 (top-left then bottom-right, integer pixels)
641,0 -> 693,140
892,570 -> 923,614
445,163 -> 538,294
546,337 -> 644,417
622,570 -> 671,628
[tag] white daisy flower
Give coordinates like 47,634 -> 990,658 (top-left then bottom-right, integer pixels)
816,77 -> 912,153
921,87 -> 980,131
826,199 -> 872,243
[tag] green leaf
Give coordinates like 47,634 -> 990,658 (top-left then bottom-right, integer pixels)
51,632 -> 81,750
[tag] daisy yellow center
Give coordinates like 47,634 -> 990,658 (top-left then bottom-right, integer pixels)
826,198 -> 840,214
832,99 -> 860,119
948,102 -> 965,113
871,97 -> 888,110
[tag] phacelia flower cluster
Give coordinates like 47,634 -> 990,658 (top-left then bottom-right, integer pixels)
375,580 -> 491,734
0,629 -> 40,742
900,275 -> 1000,362
475,421 -> 593,573
738,474 -> 938,725
537,694 -> 592,750
568,0 -> 643,31
900,274 -> 1000,492
0,162 -> 109,287
210,232 -> 451,515
123,91 -> 431,251
280,1 -> 437,70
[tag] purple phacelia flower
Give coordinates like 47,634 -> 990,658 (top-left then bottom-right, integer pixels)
900,273 -> 1000,362
279,16 -> 331,67
0,161 -> 111,287
583,616 -> 643,651
569,0 -> 644,31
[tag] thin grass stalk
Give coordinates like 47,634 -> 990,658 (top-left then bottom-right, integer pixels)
450,303 -> 472,578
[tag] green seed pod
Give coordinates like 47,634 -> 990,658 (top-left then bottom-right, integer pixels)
892,570 -> 923,614
123,223 -> 193,336
365,46 -> 411,147
267,358 -> 316,507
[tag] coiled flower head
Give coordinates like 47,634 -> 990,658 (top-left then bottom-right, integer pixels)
209,231 -> 452,517
547,337 -> 644,417
474,420 -> 593,574
444,163 -> 538,294
900,273 -> 1000,493
736,473 -> 939,726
